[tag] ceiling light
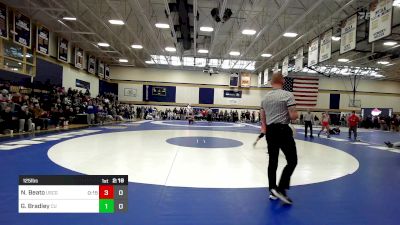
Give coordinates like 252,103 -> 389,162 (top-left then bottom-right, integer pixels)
25,54 -> 31,58
242,29 -> 257,35
229,51 -> 240,56
338,58 -> 349,62
119,59 -> 128,63
165,47 -> 176,52
109,19 -> 124,25
383,41 -> 397,46
377,61 -> 389,65
394,0 -> 400,7
145,60 -> 154,64
131,44 -> 143,49
332,36 -> 341,41
155,23 -> 170,29
261,53 -> 272,57
62,17 -> 76,21
198,49 -> 208,54
98,42 -> 110,47
200,26 -> 214,32
283,32 -> 298,37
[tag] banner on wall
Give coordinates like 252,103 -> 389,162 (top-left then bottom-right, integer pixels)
273,62 -> 279,73
240,72 -> 251,88
229,73 -> 239,87
319,29 -> 332,62
294,47 -> 303,72
36,25 -> 49,55
263,68 -> 269,85
75,47 -> 84,69
104,64 -> 110,80
308,38 -> 319,67
340,14 -> 357,54
224,90 -> 242,98
58,37 -> 69,63
124,88 -> 137,97
13,11 -> 31,48
87,55 -> 96,74
0,3 -> 8,39
369,0 -> 393,42
98,60 -> 104,78
76,79 -> 90,90
282,56 -> 289,77
258,72 -> 263,87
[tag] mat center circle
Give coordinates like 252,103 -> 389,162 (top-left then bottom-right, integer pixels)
166,136 -> 243,148
47,130 -> 359,188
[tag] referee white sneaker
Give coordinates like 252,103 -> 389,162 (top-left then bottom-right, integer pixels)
271,189 -> 293,205
269,191 -> 278,200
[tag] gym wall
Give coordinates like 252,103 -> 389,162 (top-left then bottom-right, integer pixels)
111,67 -> 400,112
111,67 -> 260,86
317,78 -> 400,111
47,29 -> 100,97
62,65 -> 99,97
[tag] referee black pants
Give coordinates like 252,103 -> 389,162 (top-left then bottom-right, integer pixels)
266,124 -> 298,191
304,120 -> 313,136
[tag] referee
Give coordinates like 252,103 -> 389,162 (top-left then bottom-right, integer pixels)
261,72 -> 298,204
304,110 -> 314,138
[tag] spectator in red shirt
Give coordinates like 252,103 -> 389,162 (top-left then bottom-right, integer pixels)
348,111 -> 360,141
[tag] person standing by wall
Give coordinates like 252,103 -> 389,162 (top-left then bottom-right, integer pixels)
207,108 -> 213,123
86,101 -> 95,125
303,110 -> 314,138
261,73 -> 298,205
348,111 -> 360,141
186,104 -> 194,125
390,114 -> 399,132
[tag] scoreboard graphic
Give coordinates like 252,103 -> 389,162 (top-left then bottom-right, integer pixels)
152,87 -> 167,96
18,175 -> 128,213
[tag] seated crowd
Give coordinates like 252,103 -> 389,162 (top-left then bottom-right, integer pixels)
0,84 -> 134,135
136,107 -> 260,123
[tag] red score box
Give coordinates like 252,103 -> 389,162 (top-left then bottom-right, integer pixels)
99,185 -> 114,199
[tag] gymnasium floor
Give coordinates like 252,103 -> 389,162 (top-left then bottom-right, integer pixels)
1,120 -> 399,225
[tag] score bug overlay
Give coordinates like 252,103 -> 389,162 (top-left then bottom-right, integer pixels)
18,175 -> 128,213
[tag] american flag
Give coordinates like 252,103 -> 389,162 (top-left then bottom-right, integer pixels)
283,77 -> 319,107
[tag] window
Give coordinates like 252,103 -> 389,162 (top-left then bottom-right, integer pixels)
0,38 -> 36,76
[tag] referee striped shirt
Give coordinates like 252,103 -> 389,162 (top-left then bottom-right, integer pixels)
261,89 -> 296,125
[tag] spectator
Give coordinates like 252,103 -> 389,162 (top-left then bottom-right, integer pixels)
390,114 -> 399,132
0,106 -> 13,134
32,103 -> 47,130
18,105 -> 33,132
86,101 -> 95,125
